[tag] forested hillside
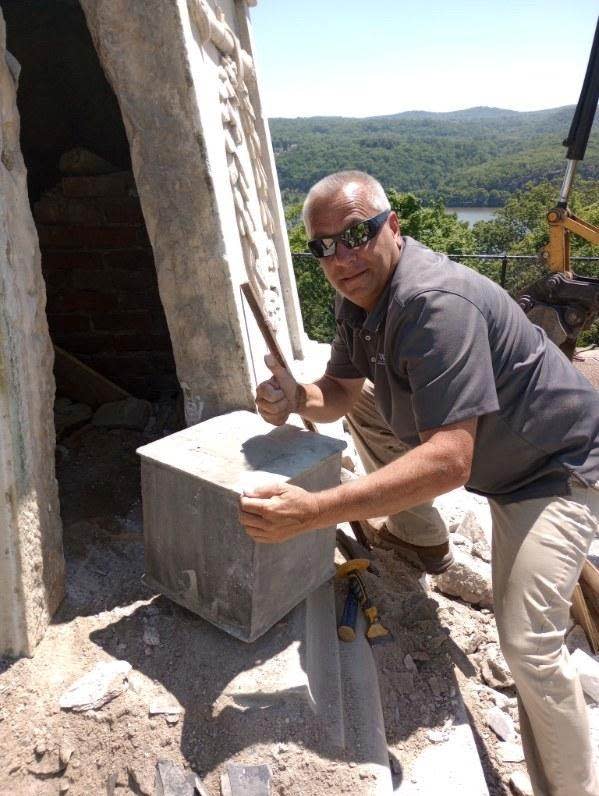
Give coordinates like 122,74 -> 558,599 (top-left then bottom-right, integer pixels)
270,106 -> 598,207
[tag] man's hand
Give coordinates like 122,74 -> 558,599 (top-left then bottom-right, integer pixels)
255,354 -> 302,426
239,482 -> 321,543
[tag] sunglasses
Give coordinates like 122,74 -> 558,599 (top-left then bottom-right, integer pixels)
307,210 -> 391,258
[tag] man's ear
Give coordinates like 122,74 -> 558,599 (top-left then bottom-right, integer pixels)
389,210 -> 401,237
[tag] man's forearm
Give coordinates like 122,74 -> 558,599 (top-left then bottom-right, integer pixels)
314,438 -> 468,528
295,376 -> 358,423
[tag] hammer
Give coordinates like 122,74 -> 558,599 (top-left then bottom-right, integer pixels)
336,559 -> 393,646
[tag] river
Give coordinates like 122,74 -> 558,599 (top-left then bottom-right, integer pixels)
446,206 -> 498,225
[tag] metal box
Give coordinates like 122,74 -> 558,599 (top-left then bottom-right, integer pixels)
137,410 -> 345,642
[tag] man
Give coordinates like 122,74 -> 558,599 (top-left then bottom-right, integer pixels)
239,171 -> 599,796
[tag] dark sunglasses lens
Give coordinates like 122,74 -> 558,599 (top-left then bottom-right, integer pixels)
342,221 -> 370,249
308,240 -> 324,257
309,238 -> 336,258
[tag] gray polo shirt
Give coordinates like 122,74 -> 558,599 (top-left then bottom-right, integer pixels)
326,236 -> 599,502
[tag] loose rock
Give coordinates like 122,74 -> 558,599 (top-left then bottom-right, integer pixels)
149,697 -> 183,716
143,626 -> 160,647
59,660 -> 131,712
28,751 -> 64,777
403,654 -> 417,672
486,705 -> 515,740
59,743 -> 74,768
498,742 -> 524,763
54,398 -> 92,438
509,770 -> 533,795
426,728 -> 448,743
471,539 -> 492,563
481,645 -> 514,688
571,649 -> 599,702
93,397 -> 151,431
153,759 -> 197,795
127,765 -> 153,796
456,511 -> 488,546
224,763 -> 272,796
433,549 -> 493,608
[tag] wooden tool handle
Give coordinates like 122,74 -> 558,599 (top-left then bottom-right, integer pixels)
241,281 -> 373,550
241,282 -> 317,433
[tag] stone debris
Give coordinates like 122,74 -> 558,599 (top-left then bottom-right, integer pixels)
426,728 -> 449,743
153,760 -> 198,796
59,147 -> 118,176
480,644 -> 514,688
566,623 -> 593,655
498,742 -> 525,763
403,653 -> 417,672
28,750 -> 65,777
106,771 -> 118,796
143,626 -> 161,647
509,770 -> 533,795
486,705 -> 515,741
149,697 -> 184,717
571,648 -> 599,703
58,743 -> 74,769
451,533 -> 473,554
54,397 -> 93,438
128,765 -> 154,795
453,509 -> 492,562
484,685 -> 509,709
432,548 -> 493,608
471,539 -> 492,563
194,775 -> 211,796
59,660 -> 131,712
455,510 -> 488,546
93,397 -> 151,430
222,763 -> 272,796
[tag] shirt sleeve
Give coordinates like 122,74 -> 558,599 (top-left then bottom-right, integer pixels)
325,328 -> 364,379
392,291 -> 500,431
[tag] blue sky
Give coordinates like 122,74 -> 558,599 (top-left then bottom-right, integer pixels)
250,1 -> 598,117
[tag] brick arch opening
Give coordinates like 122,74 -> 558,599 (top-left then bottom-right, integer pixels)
4,0 -> 179,404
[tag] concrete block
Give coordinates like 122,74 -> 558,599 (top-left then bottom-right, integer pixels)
137,411 -> 345,642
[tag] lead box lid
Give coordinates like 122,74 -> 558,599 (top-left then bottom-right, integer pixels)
136,410 -> 346,493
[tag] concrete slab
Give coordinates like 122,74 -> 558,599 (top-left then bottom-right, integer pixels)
137,411 -> 345,642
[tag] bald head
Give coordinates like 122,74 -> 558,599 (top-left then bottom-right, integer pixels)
302,171 -> 390,235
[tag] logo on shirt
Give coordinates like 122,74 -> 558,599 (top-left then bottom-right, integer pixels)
377,353 -> 386,365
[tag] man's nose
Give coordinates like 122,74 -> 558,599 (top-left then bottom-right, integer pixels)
332,240 -> 356,265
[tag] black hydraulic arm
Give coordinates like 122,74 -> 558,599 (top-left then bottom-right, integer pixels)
558,17 -> 599,206
563,17 -> 599,161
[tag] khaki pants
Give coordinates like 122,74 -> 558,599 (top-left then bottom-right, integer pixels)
347,381 -> 599,795
346,380 -> 449,546
491,488 -> 599,796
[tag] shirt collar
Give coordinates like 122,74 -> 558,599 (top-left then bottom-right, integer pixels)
336,237 -> 406,333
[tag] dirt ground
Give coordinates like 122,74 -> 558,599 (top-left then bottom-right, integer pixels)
0,401 -> 590,795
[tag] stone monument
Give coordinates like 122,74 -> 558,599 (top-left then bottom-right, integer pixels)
0,0 -> 310,657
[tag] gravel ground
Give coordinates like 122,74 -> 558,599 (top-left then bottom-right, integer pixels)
1,400 -> 596,795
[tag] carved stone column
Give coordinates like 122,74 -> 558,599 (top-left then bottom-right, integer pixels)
81,0 -> 306,424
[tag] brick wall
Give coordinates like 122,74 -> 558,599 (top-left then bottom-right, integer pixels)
35,172 -> 179,400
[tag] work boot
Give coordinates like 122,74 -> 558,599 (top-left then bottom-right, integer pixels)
375,527 -> 454,574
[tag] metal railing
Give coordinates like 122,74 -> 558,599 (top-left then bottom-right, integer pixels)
291,252 -> 599,343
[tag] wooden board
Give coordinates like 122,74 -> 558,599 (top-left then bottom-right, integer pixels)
572,582 -> 599,654
54,345 -> 130,409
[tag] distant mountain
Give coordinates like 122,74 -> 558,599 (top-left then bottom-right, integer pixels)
268,106 -> 598,206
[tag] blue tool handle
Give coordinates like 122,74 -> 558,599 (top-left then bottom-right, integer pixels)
338,589 -> 359,642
